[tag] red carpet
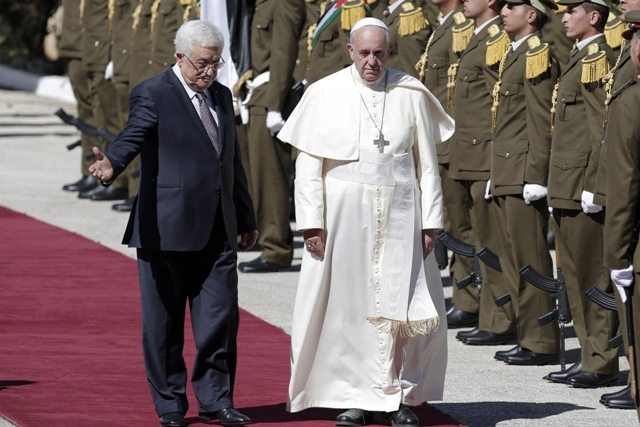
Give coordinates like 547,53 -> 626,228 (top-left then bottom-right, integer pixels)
0,206 -> 464,427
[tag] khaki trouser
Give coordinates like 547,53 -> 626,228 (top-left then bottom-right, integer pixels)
67,59 -> 96,176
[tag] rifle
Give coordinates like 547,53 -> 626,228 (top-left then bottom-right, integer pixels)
66,140 -> 81,151
98,127 -> 118,144
626,287 -> 638,406
55,108 -> 100,138
434,239 -> 448,271
520,240 -> 571,372
585,285 -> 623,349
477,247 -> 512,306
436,230 -> 483,298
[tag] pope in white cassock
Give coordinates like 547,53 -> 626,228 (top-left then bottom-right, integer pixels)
277,17 -> 455,427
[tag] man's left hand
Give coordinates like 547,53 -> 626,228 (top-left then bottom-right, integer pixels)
422,229 -> 436,259
238,230 -> 258,252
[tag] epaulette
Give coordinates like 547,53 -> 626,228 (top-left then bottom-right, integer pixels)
341,0 -> 367,31
108,0 -> 115,33
581,43 -> 610,85
486,27 -> 510,67
604,15 -> 625,50
150,0 -> 161,38
451,12 -> 474,53
131,1 -> 143,42
398,3 -> 429,37
182,0 -> 200,23
526,36 -> 552,83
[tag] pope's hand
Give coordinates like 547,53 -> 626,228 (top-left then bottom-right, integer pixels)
610,265 -> 634,303
581,190 -> 603,214
422,229 -> 436,259
523,183 -> 547,205
303,228 -> 325,260
484,180 -> 492,200
266,109 -> 285,136
238,230 -> 259,252
88,147 -> 114,182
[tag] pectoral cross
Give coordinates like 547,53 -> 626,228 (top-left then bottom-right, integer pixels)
373,132 -> 389,153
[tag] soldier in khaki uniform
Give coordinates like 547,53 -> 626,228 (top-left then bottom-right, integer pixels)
449,0 -> 519,345
78,0 -> 129,201
591,0 -> 640,408
489,0 -> 561,365
110,0 -> 142,212
129,0 -> 200,89
384,0 -> 432,78
545,0 -> 619,388
306,0 -> 377,85
604,11 -> 640,419
238,0 -> 305,273
294,0 -> 322,83
416,0 -> 479,329
60,0 -> 99,194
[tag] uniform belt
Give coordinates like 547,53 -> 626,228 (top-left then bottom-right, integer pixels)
242,71 -> 270,106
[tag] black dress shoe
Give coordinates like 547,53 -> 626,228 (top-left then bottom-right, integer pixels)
238,257 -> 290,273
462,330 -> 518,346
112,197 -> 134,212
504,349 -> 560,366
446,309 -> 479,329
78,183 -> 106,199
566,371 -> 619,388
63,175 -> 98,192
90,186 -> 129,201
456,326 -> 480,341
544,361 -> 582,384
159,411 -> 185,427
494,345 -> 520,361
199,408 -> 251,425
385,405 -> 419,427
336,408 -> 374,426
600,385 -> 631,404
604,386 -> 635,409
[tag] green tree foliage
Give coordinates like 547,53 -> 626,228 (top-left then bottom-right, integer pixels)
0,0 -> 65,74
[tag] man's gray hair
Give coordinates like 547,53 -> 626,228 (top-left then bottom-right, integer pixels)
174,20 -> 224,58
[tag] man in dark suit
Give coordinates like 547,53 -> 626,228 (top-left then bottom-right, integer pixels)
88,20 -> 257,427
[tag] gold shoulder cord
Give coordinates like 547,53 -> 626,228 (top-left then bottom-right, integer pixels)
108,0 -> 115,33
602,40 -> 627,127
491,40 -> 512,132
150,0 -> 161,40
341,1 -> 366,31
80,0 -> 85,20
415,31 -> 436,83
398,3 -> 428,37
448,13 -> 474,108
550,79 -> 560,135
131,0 -> 143,42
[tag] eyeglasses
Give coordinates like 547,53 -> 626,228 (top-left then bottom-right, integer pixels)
183,54 -> 226,73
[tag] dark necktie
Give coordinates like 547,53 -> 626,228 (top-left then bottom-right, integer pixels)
567,48 -> 579,64
196,92 -> 220,153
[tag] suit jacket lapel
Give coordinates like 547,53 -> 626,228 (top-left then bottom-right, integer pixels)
166,69 -> 214,147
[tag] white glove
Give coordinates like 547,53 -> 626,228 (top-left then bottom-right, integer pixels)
266,109 -> 285,136
580,190 -> 603,214
523,183 -> 547,205
485,180 -> 492,200
104,61 -> 113,80
610,264 -> 634,303
548,206 -> 554,217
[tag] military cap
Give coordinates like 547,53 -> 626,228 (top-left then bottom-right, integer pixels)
622,9 -> 640,40
557,0 -> 610,9
505,0 -> 558,17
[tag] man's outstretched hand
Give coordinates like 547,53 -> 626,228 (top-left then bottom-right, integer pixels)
88,147 -> 114,182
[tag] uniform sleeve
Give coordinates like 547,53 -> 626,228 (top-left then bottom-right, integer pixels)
294,152 -> 325,231
413,92 -> 444,229
604,89 -> 640,270
266,0 -> 305,111
581,82 -> 607,193
523,56 -> 559,186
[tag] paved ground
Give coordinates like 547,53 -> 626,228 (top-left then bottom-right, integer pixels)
0,89 -> 637,427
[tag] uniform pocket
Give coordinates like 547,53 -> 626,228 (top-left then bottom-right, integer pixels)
500,82 -> 521,113
548,150 -> 588,201
457,127 -> 492,172
557,90 -> 577,122
491,140 -> 528,187
457,70 -> 478,99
